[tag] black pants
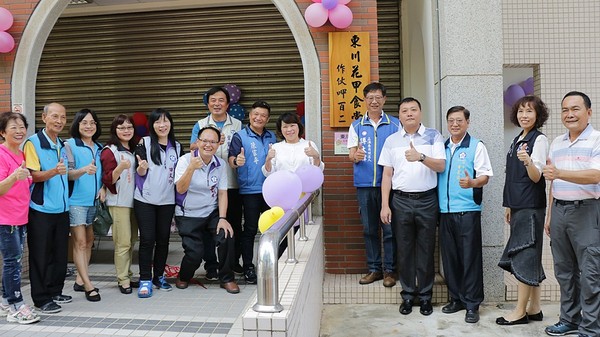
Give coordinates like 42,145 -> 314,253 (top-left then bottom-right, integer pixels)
175,211 -> 235,283
27,209 -> 69,307
134,200 -> 175,282
391,190 -> 438,301
440,211 -> 484,310
241,193 -> 269,270
228,189 -> 243,264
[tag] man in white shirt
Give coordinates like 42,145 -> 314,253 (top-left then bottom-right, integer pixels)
379,97 -> 446,317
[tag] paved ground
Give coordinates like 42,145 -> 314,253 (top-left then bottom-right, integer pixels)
319,301 -> 562,337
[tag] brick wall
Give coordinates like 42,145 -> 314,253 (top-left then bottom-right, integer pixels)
0,1 -> 37,111
296,0 -> 381,274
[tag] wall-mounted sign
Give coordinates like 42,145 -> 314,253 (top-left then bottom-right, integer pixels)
329,32 -> 370,127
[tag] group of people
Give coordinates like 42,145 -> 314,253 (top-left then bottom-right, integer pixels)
350,83 -> 599,337
0,86 -> 324,324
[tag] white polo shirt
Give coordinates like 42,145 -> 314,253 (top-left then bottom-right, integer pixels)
378,124 -> 446,192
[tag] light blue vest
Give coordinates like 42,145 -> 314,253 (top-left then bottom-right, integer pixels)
438,133 -> 483,213
235,126 -> 276,194
65,138 -> 102,207
27,129 -> 69,213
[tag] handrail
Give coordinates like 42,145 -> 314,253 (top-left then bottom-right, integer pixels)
252,190 -> 319,313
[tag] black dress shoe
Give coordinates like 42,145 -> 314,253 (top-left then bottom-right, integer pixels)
399,299 -> 413,315
527,311 -> 543,321
442,300 -> 465,314
419,300 -> 433,316
496,315 -> 529,325
465,309 -> 479,323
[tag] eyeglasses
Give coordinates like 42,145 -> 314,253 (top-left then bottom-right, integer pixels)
365,95 -> 384,102
198,138 -> 219,145
116,126 -> 134,131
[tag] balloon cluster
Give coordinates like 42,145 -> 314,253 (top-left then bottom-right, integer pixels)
259,164 -> 324,233
203,84 -> 245,121
504,77 -> 534,107
0,7 -> 15,53
132,112 -> 149,141
305,0 -> 353,29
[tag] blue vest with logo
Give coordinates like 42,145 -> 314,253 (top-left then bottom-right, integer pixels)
352,113 -> 400,187
65,138 -> 103,207
438,133 -> 483,213
235,126 -> 276,194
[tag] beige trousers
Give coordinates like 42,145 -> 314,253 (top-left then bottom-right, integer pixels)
109,206 -> 138,287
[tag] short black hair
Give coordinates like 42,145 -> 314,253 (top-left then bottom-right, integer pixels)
206,86 -> 230,104
252,100 -> 271,115
398,97 -> 422,110
446,106 -> 470,120
197,125 -> 222,142
363,82 -> 386,98
69,108 -> 102,141
562,91 -> 592,109
276,112 -> 304,139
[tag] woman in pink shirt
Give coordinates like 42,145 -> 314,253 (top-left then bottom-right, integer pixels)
0,111 -> 39,324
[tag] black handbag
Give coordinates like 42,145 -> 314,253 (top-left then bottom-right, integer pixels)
92,200 -> 112,236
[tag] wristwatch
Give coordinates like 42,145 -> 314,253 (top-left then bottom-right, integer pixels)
419,153 -> 426,162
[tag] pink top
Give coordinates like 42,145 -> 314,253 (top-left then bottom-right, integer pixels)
0,145 -> 32,226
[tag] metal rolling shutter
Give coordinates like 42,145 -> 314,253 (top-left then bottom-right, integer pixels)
35,4 -> 304,149
377,0 -> 402,111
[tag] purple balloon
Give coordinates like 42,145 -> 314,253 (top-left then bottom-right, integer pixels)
504,84 -> 526,107
322,0 -> 339,10
223,84 -> 242,104
227,103 -> 245,121
294,164 -> 324,193
262,170 -> 303,210
520,77 -> 534,95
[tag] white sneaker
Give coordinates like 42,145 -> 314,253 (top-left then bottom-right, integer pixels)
0,303 -> 11,316
7,304 -> 40,324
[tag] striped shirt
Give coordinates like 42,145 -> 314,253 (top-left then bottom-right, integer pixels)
549,124 -> 600,200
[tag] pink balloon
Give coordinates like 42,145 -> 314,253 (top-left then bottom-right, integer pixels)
0,32 -> 15,53
322,0 -> 339,10
305,3 -> 329,28
311,0 -> 322,2
262,170 -> 303,210
328,4 -> 353,29
0,7 -> 14,31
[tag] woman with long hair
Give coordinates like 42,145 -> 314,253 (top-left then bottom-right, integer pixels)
64,108 -> 103,302
134,108 -> 181,298
100,114 -> 138,295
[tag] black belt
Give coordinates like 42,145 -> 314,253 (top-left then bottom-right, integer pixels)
554,198 -> 596,206
395,188 -> 436,199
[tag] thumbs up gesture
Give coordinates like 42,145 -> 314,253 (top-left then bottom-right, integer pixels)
516,143 -> 532,166
236,147 -> 246,167
136,154 -> 149,170
405,141 -> 420,162
459,169 -> 472,188
55,158 -> 67,175
266,143 -> 276,161
13,161 -> 30,181
354,142 -> 366,162
118,154 -> 131,169
542,158 -> 558,181
85,159 -> 97,175
189,149 -> 204,170
304,141 -> 319,159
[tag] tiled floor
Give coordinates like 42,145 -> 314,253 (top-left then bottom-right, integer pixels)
0,238 -> 257,337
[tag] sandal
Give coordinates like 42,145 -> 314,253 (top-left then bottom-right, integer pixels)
73,282 -> 85,292
85,288 -> 101,302
138,280 -> 153,298
118,284 -> 132,295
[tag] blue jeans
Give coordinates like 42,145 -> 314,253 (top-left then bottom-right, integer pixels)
357,187 -> 394,273
0,225 -> 27,306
